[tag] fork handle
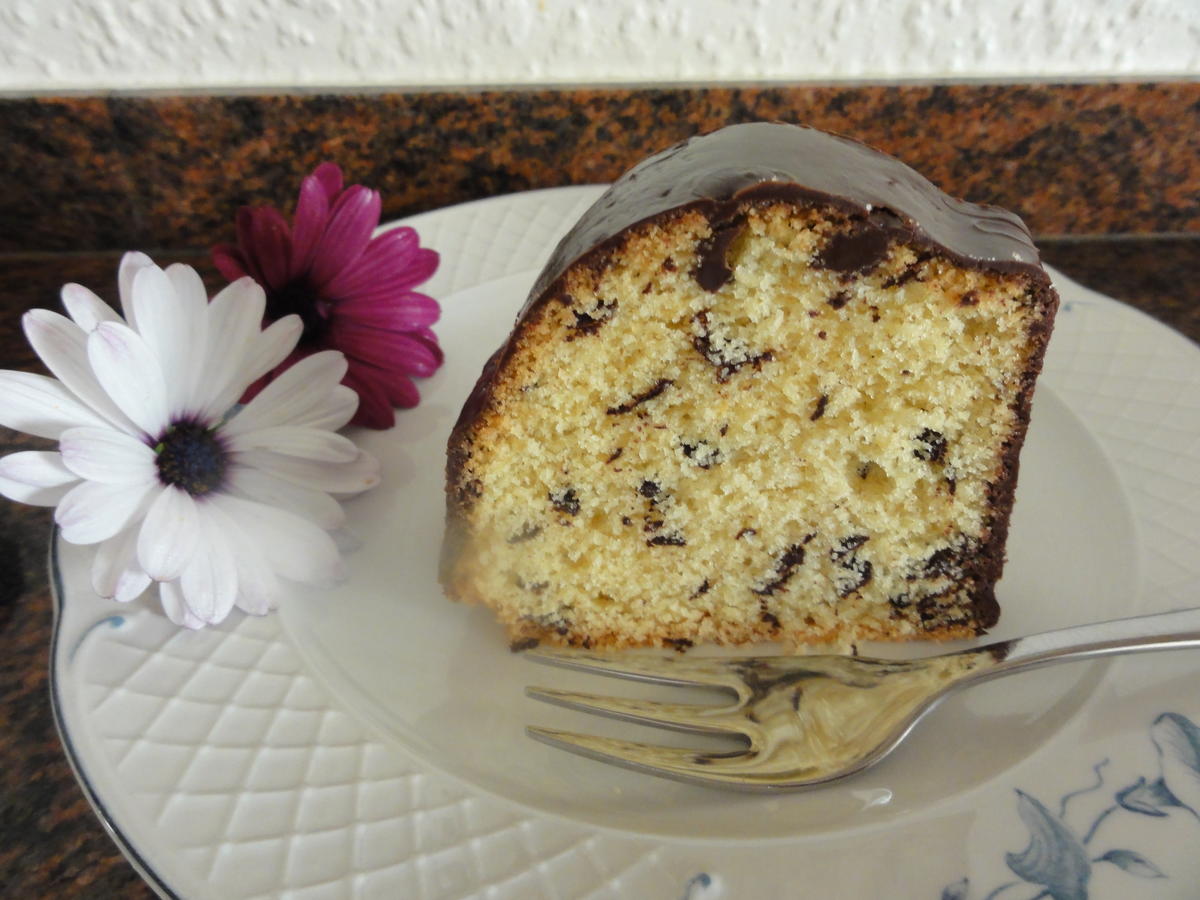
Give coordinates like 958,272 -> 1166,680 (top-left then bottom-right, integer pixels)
981,606 -> 1200,677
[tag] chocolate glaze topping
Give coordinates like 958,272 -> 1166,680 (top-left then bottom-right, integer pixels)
527,122 -> 1044,308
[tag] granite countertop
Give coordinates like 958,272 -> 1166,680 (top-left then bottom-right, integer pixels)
0,83 -> 1196,897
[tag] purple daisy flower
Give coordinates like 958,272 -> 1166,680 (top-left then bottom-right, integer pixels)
212,162 -> 443,429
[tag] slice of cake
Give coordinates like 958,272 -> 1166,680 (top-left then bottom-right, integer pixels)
442,122 -> 1058,650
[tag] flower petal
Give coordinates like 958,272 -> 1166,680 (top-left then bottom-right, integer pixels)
23,310 -> 140,434
202,499 -> 280,614
159,579 -> 206,629
91,525 -> 151,602
227,426 -> 359,462
234,208 -> 267,285
192,277 -> 273,419
164,264 -> 211,400
343,368 -> 396,429
312,161 -> 343,200
222,350 -> 347,437
347,359 -> 420,412
87,322 -> 171,438
0,475 -> 74,507
137,485 -> 200,580
290,384 -> 359,432
179,513 -> 238,625
324,227 -> 438,298
56,479 -> 157,545
59,426 -> 157,485
61,283 -> 122,331
289,171 -> 333,276
226,465 -> 345,529
0,369 -> 111,439
236,447 -> 380,495
209,493 -> 341,585
0,450 -> 78,487
333,322 -> 443,376
243,207 -> 293,291
117,252 -> 156,329
333,292 -> 441,331
308,186 -> 380,290
236,316 -> 304,392
211,243 -> 249,282
132,265 -> 209,416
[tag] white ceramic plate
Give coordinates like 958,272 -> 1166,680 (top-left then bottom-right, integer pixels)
51,187 -> 1200,899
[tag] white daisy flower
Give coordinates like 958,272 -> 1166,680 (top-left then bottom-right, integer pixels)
0,252 -> 380,628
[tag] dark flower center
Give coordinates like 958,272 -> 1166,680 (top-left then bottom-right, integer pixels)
155,421 -> 227,496
266,277 -> 332,347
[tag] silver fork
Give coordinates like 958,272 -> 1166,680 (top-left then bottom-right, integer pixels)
524,607 -> 1200,791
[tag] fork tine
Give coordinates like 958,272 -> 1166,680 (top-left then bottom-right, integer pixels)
526,726 -> 762,788
526,686 -> 745,735
523,648 -> 743,691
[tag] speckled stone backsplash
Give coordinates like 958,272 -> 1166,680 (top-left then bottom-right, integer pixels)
1,82 -> 1197,257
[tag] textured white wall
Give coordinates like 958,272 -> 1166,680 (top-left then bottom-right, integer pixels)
0,0 -> 1196,91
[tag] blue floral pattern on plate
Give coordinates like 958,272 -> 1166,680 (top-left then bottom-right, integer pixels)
943,712 -> 1200,899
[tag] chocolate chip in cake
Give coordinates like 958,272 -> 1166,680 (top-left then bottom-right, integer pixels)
621,516 -> 633,526
664,637 -> 693,652
647,533 -> 687,546
605,447 -> 624,464
917,538 -> 979,579
638,479 -> 666,504
831,534 -> 869,560
883,268 -> 919,288
507,523 -> 543,544
832,535 -> 873,596
525,609 -> 574,634
549,488 -> 580,516
836,559 -> 873,596
959,290 -> 979,307
811,393 -> 829,421
753,544 -> 807,596
568,300 -> 617,339
514,576 -> 549,594
606,378 -> 674,415
680,439 -> 722,468
914,428 -> 948,463
690,579 -> 711,598
827,291 -> 850,310
662,257 -> 678,272
692,311 -> 774,382
509,637 -> 540,652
